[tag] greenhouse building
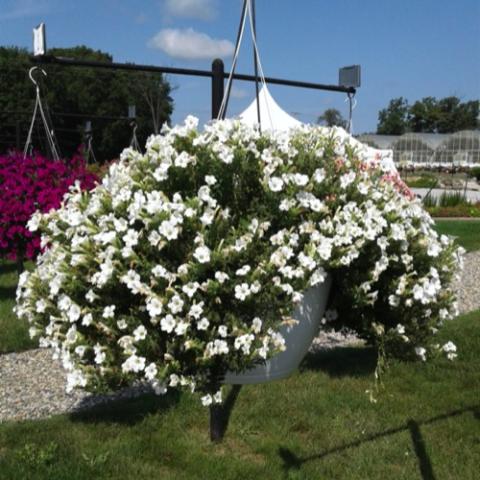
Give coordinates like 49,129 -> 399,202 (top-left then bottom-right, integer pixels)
357,131 -> 480,169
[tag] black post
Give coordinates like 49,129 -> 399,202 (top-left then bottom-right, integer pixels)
209,404 -> 224,442
211,59 -> 224,120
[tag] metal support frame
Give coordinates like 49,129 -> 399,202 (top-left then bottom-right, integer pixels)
31,55 -> 356,115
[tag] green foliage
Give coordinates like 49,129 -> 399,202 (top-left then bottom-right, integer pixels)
405,175 -> 438,188
377,96 -> 479,134
422,194 -> 437,208
377,97 -> 410,135
437,191 -> 469,207
428,203 -> 480,219
423,191 -> 472,209
15,442 -> 58,469
317,108 -> 346,128
470,167 -> 480,182
0,46 -> 173,162
0,311 -> 478,479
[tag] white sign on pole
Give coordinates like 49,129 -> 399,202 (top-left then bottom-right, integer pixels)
33,23 -> 46,56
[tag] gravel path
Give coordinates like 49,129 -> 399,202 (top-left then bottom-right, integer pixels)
1,251 -> 479,423
452,250 -> 480,314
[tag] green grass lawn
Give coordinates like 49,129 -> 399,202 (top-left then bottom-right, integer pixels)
0,310 -> 478,480
433,219 -> 480,252
0,261 -> 35,353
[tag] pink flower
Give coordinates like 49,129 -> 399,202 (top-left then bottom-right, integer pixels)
0,151 -> 97,261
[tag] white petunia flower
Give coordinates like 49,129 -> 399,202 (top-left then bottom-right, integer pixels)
395,324 -> 405,335
415,347 -> 427,361
175,321 -> 189,336
160,314 -> 176,333
168,295 -> 184,314
234,283 -> 251,301
144,363 -> 158,381
197,317 -> 210,330
159,220 -> 179,241
215,271 -> 229,284
205,175 -> 217,185
117,319 -> 128,330
252,317 -> 262,334
133,325 -> 147,341
122,354 -> 146,373
123,229 -> 139,247
236,265 -> 251,276
268,176 -> 284,192
193,245 -> 211,263
182,282 -> 200,298
152,265 -> 169,278
82,313 -> 93,327
102,305 -> 116,319
189,302 -> 204,319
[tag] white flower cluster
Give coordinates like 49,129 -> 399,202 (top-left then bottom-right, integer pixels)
16,117 -> 462,403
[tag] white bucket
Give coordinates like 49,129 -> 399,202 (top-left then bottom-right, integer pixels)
224,275 -> 332,385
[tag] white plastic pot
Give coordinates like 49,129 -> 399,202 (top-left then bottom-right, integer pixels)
224,275 -> 332,385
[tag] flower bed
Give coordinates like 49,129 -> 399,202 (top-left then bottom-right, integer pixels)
0,151 -> 97,265
16,118 -> 462,405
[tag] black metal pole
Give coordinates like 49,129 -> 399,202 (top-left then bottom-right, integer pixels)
209,404 -> 224,442
31,55 -> 356,95
211,59 -> 225,119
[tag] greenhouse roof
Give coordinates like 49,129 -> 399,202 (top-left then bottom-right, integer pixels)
357,131 -> 480,150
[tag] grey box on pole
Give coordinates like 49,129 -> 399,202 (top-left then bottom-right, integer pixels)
339,65 -> 361,88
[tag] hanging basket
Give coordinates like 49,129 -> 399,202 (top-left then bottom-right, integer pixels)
224,275 -> 332,385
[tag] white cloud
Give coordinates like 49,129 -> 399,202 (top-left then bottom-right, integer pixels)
148,28 -> 234,60
163,0 -> 217,21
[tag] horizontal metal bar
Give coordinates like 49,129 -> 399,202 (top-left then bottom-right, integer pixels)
31,55 -> 356,95
1,110 -> 130,121
31,55 -> 214,78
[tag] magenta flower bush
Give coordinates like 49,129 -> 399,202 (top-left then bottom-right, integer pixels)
0,151 -> 97,264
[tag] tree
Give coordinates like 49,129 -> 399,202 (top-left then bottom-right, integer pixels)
436,96 -> 479,133
376,97 -> 410,135
317,108 -> 346,128
0,46 -> 173,161
408,96 -> 439,133
378,96 -> 479,134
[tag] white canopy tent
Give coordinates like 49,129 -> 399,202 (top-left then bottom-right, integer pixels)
238,85 -> 302,131
237,84 -> 396,172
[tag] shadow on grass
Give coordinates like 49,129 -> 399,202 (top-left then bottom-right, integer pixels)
300,345 -> 377,378
0,285 -> 17,300
0,262 -> 18,275
278,404 -> 480,480
69,389 -> 181,426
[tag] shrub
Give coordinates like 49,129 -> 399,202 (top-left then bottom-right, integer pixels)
470,167 -> 480,182
405,175 -> 438,189
438,191 -> 469,208
0,151 -> 97,267
16,118 -> 461,404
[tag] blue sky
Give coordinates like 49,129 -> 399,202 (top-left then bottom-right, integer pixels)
1,0 -> 479,133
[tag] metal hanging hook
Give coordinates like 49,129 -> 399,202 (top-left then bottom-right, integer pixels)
28,66 -> 47,89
